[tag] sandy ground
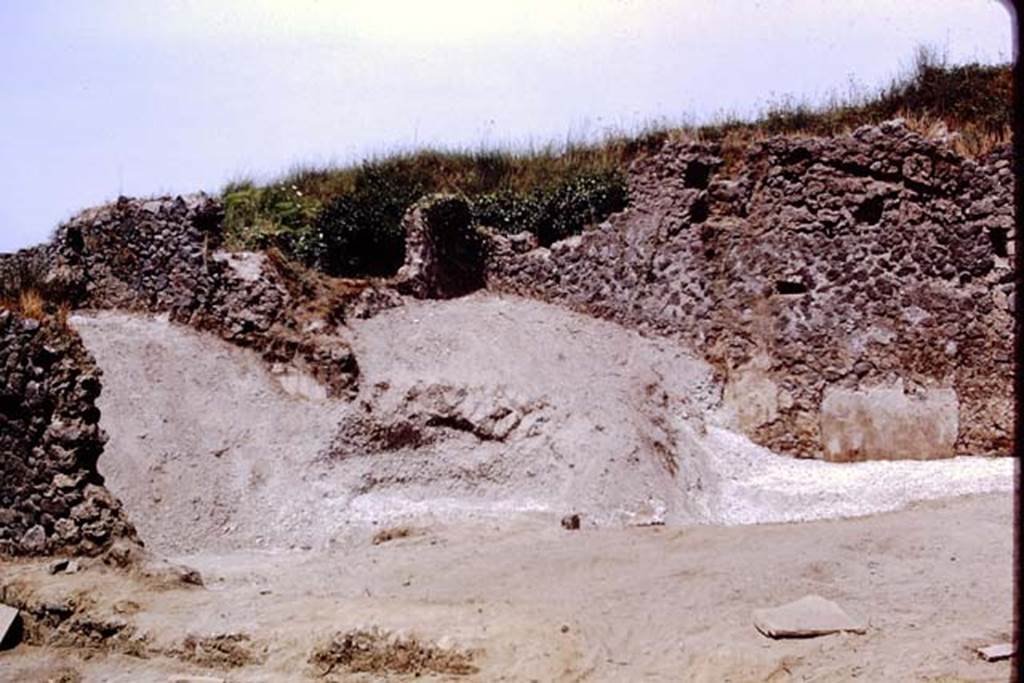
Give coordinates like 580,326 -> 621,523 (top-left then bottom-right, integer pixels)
0,492 -> 1016,682
1,295 -> 1015,681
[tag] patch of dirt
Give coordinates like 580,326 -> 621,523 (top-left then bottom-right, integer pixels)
0,574 -> 148,657
24,664 -> 84,683
48,667 -> 83,683
0,492 -> 1016,681
309,628 -> 478,678
371,526 -> 415,545
263,248 -> 404,325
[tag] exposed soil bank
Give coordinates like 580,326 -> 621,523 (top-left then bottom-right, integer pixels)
70,295 -> 1012,556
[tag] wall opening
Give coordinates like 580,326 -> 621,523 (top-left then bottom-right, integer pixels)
775,279 -> 808,295
783,147 -> 812,165
0,393 -> 28,421
853,196 -> 885,225
684,161 -> 711,189
66,226 -> 84,254
689,197 -> 709,224
988,227 -> 1009,257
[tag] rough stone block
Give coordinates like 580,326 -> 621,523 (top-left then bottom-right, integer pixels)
0,603 -> 21,649
819,381 -> 959,461
976,642 -> 1015,662
753,595 -> 866,639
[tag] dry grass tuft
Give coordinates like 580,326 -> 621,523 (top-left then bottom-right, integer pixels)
0,288 -> 72,329
898,109 -> 1011,158
172,633 -> 263,669
310,628 -> 478,678
17,289 -> 45,319
55,301 -> 72,328
0,255 -> 74,326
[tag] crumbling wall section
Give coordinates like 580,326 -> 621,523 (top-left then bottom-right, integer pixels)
488,121 -> 1015,460
1,195 -> 358,397
0,311 -> 137,556
396,194 -> 488,299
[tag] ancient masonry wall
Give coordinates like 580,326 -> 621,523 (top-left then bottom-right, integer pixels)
396,194 -> 489,299
488,121 -> 1015,460
1,121 -> 1013,463
0,311 -> 136,556
0,195 -> 358,396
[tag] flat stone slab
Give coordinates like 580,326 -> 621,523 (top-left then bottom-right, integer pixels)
1,603 -> 21,649
976,642 -> 1015,662
753,595 -> 866,639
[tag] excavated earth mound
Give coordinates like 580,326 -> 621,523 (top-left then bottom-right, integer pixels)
72,294 -> 1013,556
72,312 -> 346,555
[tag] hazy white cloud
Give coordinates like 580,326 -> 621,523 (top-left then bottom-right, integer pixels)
65,0 -> 637,46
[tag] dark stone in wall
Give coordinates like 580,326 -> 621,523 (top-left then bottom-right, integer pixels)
1,194 -> 359,398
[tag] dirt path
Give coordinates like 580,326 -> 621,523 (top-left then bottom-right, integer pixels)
1,492 -> 1015,681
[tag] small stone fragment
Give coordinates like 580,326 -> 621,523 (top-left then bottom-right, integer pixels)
561,513 -> 581,531
977,642 -> 1015,662
1,604 -> 21,650
753,595 -> 866,639
49,558 -> 70,574
20,525 -> 47,553
113,600 -> 141,615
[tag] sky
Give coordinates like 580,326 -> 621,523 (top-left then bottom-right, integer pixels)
0,0 -> 1014,253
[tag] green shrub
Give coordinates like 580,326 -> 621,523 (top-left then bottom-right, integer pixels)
470,189 -> 544,236
537,170 -> 628,245
471,169 -> 628,246
313,194 -> 405,277
223,183 -> 321,255
310,163 -> 427,277
224,158 -> 628,275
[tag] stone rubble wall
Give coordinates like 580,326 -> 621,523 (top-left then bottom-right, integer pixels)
487,120 -> 1015,460
396,194 -> 489,300
0,311 -> 137,556
1,121 -> 1013,464
0,195 -> 358,397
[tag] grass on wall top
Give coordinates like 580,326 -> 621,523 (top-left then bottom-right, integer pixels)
222,49 -> 1011,278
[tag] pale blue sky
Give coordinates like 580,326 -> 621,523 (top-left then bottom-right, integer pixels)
0,0 -> 1013,252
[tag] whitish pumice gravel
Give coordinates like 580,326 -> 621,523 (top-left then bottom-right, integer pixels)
72,295 -> 1015,554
